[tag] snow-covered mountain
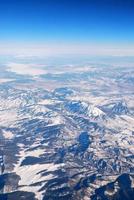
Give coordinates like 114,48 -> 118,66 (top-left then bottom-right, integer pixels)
111,101 -> 129,115
0,62 -> 134,200
65,101 -> 105,119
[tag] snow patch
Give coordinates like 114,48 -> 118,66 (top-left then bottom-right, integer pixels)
13,147 -> 64,200
2,130 -> 14,139
88,106 -> 105,118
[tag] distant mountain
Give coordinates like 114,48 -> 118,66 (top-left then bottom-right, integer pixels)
65,101 -> 105,119
102,101 -> 129,116
111,101 -> 129,115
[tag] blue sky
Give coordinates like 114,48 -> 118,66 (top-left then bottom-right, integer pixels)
0,0 -> 134,56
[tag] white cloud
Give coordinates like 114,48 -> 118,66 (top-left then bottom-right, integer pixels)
7,62 -> 46,76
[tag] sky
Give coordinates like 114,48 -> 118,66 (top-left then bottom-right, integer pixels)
0,0 -> 134,56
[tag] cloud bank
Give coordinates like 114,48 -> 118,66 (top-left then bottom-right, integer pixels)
1,42 -> 134,57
